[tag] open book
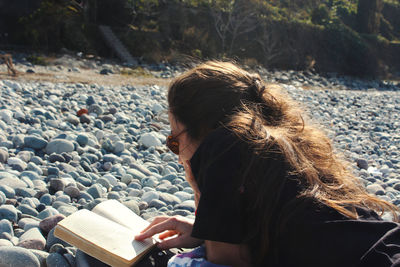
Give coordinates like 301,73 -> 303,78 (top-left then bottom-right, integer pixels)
54,200 -> 157,267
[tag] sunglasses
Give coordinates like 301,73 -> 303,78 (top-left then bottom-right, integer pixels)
166,129 -> 186,155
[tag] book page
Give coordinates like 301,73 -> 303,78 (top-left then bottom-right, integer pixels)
91,200 -> 150,232
55,209 -> 155,265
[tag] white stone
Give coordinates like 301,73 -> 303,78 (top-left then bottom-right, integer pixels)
95,130 -> 104,141
367,167 -> 382,176
3,80 -> 22,91
152,103 -> 164,113
141,191 -> 159,203
0,120 -> 7,130
49,95 -> 59,104
113,141 -> 125,154
102,174 -> 118,186
121,174 -> 133,185
45,139 -> 74,155
7,157 -> 27,169
174,191 -> 192,202
0,239 -> 13,247
139,132 -> 162,148
14,110 -> 25,120
18,228 -> 45,244
0,110 -> 13,124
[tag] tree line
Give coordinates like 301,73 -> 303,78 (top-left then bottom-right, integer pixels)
10,0 -> 400,77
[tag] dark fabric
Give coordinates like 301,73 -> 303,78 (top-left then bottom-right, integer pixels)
190,127 -> 245,244
358,225 -> 400,267
79,247 -> 176,267
276,205 -> 400,267
134,247 -> 177,267
189,127 -> 400,267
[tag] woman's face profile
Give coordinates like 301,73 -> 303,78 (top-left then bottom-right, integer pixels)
168,112 -> 199,164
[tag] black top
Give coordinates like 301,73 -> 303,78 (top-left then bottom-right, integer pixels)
189,127 -> 400,267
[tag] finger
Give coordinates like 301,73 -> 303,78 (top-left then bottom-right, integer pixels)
135,217 -> 179,240
140,216 -> 170,233
157,234 -> 187,250
136,216 -> 170,240
159,230 -> 179,240
135,231 -> 155,240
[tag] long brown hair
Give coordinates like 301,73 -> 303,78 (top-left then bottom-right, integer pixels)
168,61 -> 398,264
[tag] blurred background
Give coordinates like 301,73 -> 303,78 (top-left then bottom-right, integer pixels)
0,0 -> 399,78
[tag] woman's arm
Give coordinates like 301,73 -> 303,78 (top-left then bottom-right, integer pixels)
136,161 -> 252,265
135,218 -> 251,266
182,161 -> 252,266
205,240 -> 251,267
134,215 -> 203,249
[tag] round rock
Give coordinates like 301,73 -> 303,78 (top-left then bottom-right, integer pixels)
80,114 -> 91,124
7,157 -> 27,171
0,149 -> 9,163
24,136 -> 48,150
46,140 -> 74,155
113,141 -> 125,154
141,191 -> 159,203
122,200 -> 140,215
45,228 -> 70,249
17,228 -> 46,250
64,185 -> 80,198
174,200 -> 195,212
0,205 -> 20,222
0,174 -> 27,189
139,133 -> 162,148
88,104 -> 103,116
356,158 -> 369,170
0,239 -> 13,247
39,214 -> 65,233
366,184 -> 385,196
0,246 -> 40,267
76,134 -> 89,147
0,219 -> 13,236
159,192 -> 181,206
149,199 -> 166,209
87,184 -> 104,199
48,154 -> 65,163
46,252 -> 70,267
0,184 -> 16,198
0,109 -> 13,124
37,207 -> 59,220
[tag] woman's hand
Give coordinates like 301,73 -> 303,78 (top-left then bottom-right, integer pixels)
183,160 -> 201,207
134,215 -> 203,249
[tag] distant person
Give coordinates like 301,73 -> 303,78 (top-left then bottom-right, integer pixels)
135,61 -> 400,266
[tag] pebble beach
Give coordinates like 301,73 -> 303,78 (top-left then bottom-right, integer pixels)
0,55 -> 399,266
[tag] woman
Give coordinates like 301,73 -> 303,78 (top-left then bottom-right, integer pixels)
135,61 -> 400,266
